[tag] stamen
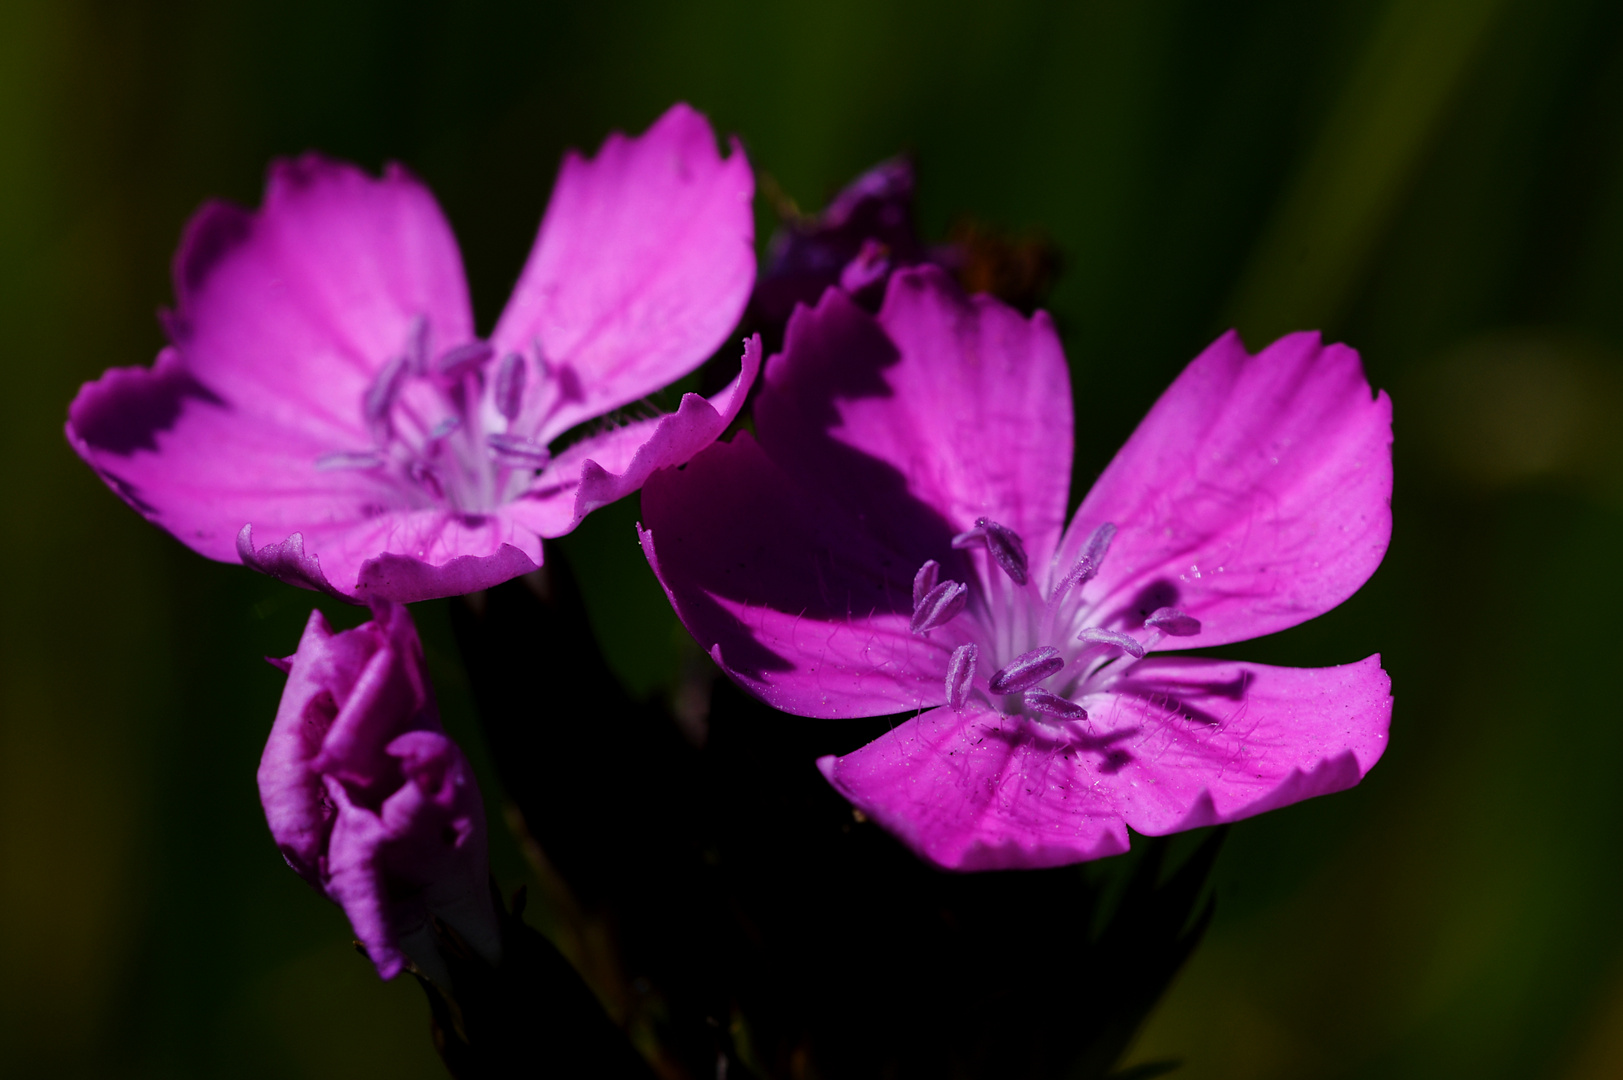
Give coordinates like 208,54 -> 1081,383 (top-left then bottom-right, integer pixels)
1023,689 -> 1087,722
910,579 -> 968,635
946,643 -> 977,711
363,355 -> 410,437
1052,522 -> 1117,602
1144,607 -> 1201,636
435,341 -> 495,380
913,559 -> 940,609
951,517 -> 1029,585
494,353 -> 527,421
427,416 -> 462,442
408,460 -> 443,500
404,314 -> 430,374
486,433 -> 551,469
988,645 -> 1063,694
315,450 -> 385,471
1076,626 -> 1146,659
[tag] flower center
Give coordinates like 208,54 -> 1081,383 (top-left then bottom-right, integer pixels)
910,517 -> 1201,722
313,316 -> 552,514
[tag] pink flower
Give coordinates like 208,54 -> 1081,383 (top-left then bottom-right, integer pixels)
259,601 -> 497,981
67,104 -> 758,602
640,267 -> 1394,871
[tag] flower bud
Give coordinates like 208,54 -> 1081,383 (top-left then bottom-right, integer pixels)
257,601 -> 499,981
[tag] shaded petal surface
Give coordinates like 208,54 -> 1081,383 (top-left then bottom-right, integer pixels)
821,655 -> 1391,870
754,268 -> 1073,573
641,431 -> 974,718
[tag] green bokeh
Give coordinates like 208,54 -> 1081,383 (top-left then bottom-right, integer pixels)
3,0 -> 1621,1076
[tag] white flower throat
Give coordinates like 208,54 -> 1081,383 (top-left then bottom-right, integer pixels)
911,517 -> 1200,721
313,315 -> 556,515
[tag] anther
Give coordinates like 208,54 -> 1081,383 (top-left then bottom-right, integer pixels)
486,433 -> 551,469
910,579 -> 968,635
913,560 -> 940,609
946,643 -> 977,711
1053,522 -> 1117,602
988,646 -> 1063,695
315,450 -> 385,471
952,517 -> 1029,585
435,341 -> 495,380
1144,607 -> 1201,636
494,353 -> 527,421
1076,626 -> 1146,659
404,315 -> 430,374
1023,689 -> 1087,722
364,355 -> 410,437
427,416 -> 462,442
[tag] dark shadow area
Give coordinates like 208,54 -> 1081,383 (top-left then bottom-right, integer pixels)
67,354 -> 226,456
451,544 -> 1223,1079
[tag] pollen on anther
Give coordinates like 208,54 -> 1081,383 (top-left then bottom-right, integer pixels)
913,559 -> 940,609
1024,689 -> 1086,722
912,580 -> 967,634
436,341 -> 495,380
988,645 -> 1063,694
1145,607 -> 1201,636
946,643 -> 977,711
953,517 -> 1028,585
316,449 -> 385,471
494,353 -> 527,421
1077,626 -> 1146,659
486,433 -> 551,469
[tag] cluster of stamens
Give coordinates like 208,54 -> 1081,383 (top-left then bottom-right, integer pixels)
314,316 -> 556,514
907,515 -> 1201,722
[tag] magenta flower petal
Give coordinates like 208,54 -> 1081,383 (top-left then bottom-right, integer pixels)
69,107 -> 755,602
506,336 -> 762,539
236,512 -> 543,605
641,430 -> 971,717
257,602 -> 497,979
641,268 -> 1071,715
1096,655 -> 1391,834
492,103 -> 756,444
325,730 -> 494,980
175,156 -> 475,415
322,777 -> 405,976
821,655 -> 1390,870
66,150 -> 473,564
1059,330 -> 1393,648
817,704 -> 1132,871
257,609 -> 369,882
753,268 -> 1073,573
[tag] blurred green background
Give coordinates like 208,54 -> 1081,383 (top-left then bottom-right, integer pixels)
4,0 -> 1622,1076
